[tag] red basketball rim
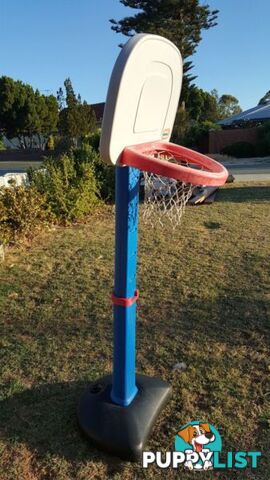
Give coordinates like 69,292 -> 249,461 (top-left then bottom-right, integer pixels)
120,141 -> 228,186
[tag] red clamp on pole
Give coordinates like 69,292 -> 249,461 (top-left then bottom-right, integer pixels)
112,289 -> 139,307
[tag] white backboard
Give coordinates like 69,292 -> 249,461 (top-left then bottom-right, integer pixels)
100,34 -> 182,165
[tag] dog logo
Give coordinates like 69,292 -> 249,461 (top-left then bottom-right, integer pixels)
175,421 -> 222,471
143,421 -> 261,470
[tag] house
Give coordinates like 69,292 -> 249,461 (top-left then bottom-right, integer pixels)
205,101 -> 270,154
218,101 -> 270,127
91,102 -> 105,127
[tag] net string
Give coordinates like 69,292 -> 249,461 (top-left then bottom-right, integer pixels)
141,150 -> 199,229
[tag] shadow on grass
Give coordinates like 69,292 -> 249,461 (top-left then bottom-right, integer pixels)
217,185 -> 270,203
203,221 -> 222,230
0,381 -> 124,469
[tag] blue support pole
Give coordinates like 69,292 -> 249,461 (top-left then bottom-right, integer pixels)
77,165 -> 172,459
111,165 -> 141,407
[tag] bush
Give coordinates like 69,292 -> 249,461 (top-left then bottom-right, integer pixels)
46,135 -> 55,150
221,142 -> 255,158
184,121 -> 221,150
53,136 -> 74,155
0,185 -> 49,244
0,135 -> 6,151
73,143 -> 115,202
86,129 -> 101,152
29,151 -> 100,222
255,122 -> 270,157
0,149 -> 102,245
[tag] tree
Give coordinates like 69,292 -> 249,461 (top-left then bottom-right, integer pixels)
43,95 -> 59,138
185,87 -> 220,123
186,88 -> 242,123
173,89 -> 241,147
218,94 -> 242,120
202,90 -> 221,122
110,0 -> 219,94
57,78 -> 96,144
186,120 -> 220,147
58,78 -> 80,140
0,76 -> 58,149
171,104 -> 190,144
56,87 -> 65,110
258,90 -> 270,105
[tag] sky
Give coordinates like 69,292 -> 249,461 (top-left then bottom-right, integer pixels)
0,0 -> 269,111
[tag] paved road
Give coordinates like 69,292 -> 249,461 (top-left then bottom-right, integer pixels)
1,159 -> 270,181
225,162 -> 270,181
0,161 -> 42,176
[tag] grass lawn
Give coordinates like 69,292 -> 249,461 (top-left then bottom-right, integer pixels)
0,181 -> 269,480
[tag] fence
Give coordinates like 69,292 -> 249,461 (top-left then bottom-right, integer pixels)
208,127 -> 259,154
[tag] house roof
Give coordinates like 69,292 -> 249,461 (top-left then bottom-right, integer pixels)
218,101 -> 270,126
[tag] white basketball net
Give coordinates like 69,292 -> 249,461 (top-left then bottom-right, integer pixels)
142,151 -> 198,229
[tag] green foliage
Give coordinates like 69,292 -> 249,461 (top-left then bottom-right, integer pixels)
173,89 -> 242,147
111,0 -> 219,95
185,120 -> 221,149
185,87 -> 221,122
218,94 -> 242,119
221,142 -> 255,158
57,78 -> 96,144
0,185 -> 48,244
0,76 -> 58,149
73,143 -> 115,201
202,90 -> 221,122
173,88 -> 242,147
46,135 -> 55,150
173,90 -> 221,146
87,129 -> 101,151
255,121 -> 270,156
29,152 -> 100,222
172,99 -> 221,150
0,148 -> 106,245
172,105 -> 190,144
185,88 -> 242,123
54,136 -> 74,155
258,90 -> 270,105
0,135 -> 6,151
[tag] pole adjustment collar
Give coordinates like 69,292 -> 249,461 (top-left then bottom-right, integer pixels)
112,289 -> 139,307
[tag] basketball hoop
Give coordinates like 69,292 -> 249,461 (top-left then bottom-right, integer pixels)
79,33 -> 229,461
121,141 -> 228,227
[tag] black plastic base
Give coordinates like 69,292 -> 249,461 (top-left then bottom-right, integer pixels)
77,374 -> 172,461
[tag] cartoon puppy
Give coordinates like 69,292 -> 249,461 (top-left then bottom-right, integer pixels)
178,423 -> 215,470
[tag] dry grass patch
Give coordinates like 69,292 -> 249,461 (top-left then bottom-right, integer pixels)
0,182 -> 269,479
